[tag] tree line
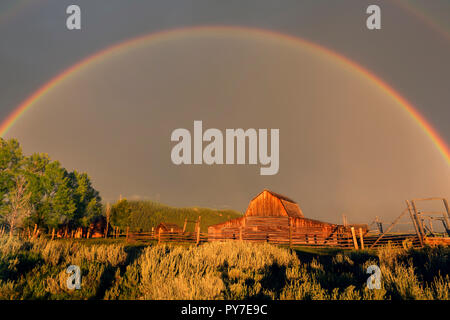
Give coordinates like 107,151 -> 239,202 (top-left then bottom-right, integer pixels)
108,198 -> 242,232
0,138 -> 102,236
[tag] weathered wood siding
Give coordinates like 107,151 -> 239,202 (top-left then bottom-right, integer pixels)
291,217 -> 336,232
208,216 -> 245,234
208,216 -> 339,237
245,190 -> 288,217
246,216 -> 289,230
208,190 -> 345,242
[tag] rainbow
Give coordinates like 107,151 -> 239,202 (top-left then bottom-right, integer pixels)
0,25 -> 448,164
0,0 -> 45,26
2,0 -> 450,41
394,0 -> 450,42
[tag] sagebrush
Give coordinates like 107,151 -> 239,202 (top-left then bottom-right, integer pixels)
0,236 -> 448,300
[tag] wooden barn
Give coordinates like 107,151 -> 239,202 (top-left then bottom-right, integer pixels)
155,222 -> 183,234
208,189 -> 362,245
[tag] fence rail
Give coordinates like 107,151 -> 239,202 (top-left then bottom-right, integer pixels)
6,225 -> 447,250
126,229 -> 437,249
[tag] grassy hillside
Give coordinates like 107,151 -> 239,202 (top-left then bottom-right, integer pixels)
0,237 -> 448,300
113,200 -> 242,232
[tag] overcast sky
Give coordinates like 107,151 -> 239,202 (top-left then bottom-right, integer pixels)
0,0 -> 449,226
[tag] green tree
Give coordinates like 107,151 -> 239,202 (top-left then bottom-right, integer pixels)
110,199 -> 131,229
69,171 -> 102,227
23,153 -> 51,227
0,138 -> 32,235
0,138 -> 24,204
42,161 -> 77,228
0,138 -> 102,233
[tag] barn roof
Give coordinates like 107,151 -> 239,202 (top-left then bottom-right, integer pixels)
156,222 -> 183,232
280,199 -> 304,218
248,189 -> 304,218
252,189 -> 296,203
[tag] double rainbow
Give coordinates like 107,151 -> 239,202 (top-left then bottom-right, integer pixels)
0,26 -> 448,164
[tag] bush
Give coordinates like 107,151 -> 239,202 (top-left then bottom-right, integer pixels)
0,236 -> 448,300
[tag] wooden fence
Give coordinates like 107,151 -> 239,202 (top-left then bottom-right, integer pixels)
5,225 -> 447,250
126,226 -> 437,250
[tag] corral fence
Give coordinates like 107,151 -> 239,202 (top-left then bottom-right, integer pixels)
3,224 -> 447,250
5,194 -> 449,250
126,227 -> 442,250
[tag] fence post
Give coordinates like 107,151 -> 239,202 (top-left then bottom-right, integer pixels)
51,228 -> 55,240
351,227 -> 359,250
126,226 -> 129,242
411,201 -> 426,242
196,224 -> 201,245
289,218 -> 292,248
196,216 -> 201,245
442,198 -> 450,235
158,228 -> 161,244
105,202 -> 110,238
359,227 -> 365,250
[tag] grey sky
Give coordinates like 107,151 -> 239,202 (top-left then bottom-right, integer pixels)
0,0 -> 449,226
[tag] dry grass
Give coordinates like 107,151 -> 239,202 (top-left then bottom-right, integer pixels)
0,236 -> 448,300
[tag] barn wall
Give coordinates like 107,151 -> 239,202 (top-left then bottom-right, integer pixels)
245,191 -> 287,217
207,190 -> 346,242
208,216 -> 339,238
291,217 -> 335,230
208,216 -> 246,234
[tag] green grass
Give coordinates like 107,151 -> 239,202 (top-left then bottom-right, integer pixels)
0,236 -> 448,300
